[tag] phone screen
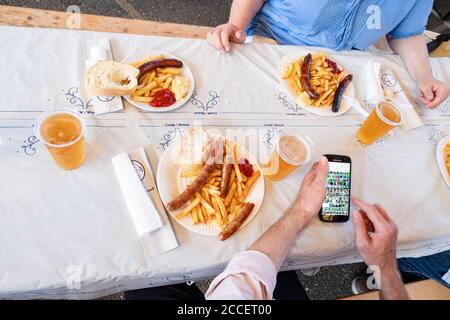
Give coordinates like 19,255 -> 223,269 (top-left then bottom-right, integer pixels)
321,161 -> 351,219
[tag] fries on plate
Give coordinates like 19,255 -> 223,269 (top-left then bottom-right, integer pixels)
166,137 -> 261,240
283,52 -> 349,108
128,54 -> 191,108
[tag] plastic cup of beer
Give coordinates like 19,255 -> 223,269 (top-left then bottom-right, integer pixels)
356,101 -> 403,145
37,111 -> 85,170
265,133 -> 314,181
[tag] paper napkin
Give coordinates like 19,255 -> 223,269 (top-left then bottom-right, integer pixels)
112,148 -> 178,259
365,60 -> 423,130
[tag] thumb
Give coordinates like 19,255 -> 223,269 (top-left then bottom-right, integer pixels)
315,156 -> 329,182
420,84 -> 435,101
231,30 -> 246,43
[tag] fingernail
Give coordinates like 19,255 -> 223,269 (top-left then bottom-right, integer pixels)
320,156 -> 327,165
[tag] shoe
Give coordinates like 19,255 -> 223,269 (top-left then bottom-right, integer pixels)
300,267 -> 321,276
351,276 -> 377,295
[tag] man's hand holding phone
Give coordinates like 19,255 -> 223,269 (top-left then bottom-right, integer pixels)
351,197 -> 409,299
287,156 -> 328,230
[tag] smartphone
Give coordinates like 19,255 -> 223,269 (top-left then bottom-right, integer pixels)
319,154 -> 352,223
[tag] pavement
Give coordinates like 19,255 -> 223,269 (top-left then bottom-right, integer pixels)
0,0 -> 233,26
2,0 -> 448,300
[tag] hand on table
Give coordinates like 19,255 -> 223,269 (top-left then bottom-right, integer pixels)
417,77 -> 449,109
351,197 -> 398,271
206,23 -> 246,52
287,156 -> 328,228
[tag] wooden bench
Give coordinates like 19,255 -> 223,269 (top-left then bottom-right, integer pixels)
0,5 -> 212,39
0,5 -> 447,57
342,279 -> 450,300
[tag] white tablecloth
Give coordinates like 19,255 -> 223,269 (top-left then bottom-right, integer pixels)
0,26 -> 449,299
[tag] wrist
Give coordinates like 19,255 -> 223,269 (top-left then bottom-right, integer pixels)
412,68 -> 434,85
417,75 -> 434,86
284,205 -> 310,234
379,261 -> 401,280
228,13 -> 249,30
228,20 -> 247,30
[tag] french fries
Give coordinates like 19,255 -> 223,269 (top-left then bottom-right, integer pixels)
224,182 -> 236,207
445,143 -> 450,176
174,139 -> 261,234
129,54 -> 187,104
242,171 -> 260,199
175,196 -> 201,220
283,52 -> 347,108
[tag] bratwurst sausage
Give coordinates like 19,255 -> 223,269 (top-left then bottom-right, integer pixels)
166,139 -> 223,211
219,202 -> 255,241
331,74 -> 353,113
220,155 -> 233,196
166,148 -> 216,211
300,53 -> 319,100
138,58 -> 183,82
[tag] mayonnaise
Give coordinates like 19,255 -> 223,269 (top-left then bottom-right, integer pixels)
171,76 -> 191,101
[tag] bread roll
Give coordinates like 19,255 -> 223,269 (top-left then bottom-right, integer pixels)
85,61 -> 139,96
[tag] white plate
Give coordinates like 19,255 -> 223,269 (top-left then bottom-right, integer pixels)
278,51 -> 355,117
157,138 -> 265,236
436,136 -> 450,189
121,51 -> 195,112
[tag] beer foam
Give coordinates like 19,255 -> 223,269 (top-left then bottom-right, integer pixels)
278,135 -> 310,165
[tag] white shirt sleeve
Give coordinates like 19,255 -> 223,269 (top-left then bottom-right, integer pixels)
205,250 -> 277,300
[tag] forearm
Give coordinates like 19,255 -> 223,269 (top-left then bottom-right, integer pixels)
229,0 -> 265,29
378,265 -> 410,300
388,35 -> 433,83
250,203 -> 307,270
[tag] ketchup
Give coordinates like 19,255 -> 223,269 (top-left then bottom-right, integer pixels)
149,89 -> 176,107
238,158 -> 254,177
325,58 -> 341,75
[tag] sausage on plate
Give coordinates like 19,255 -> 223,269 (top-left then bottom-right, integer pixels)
220,154 -> 233,196
167,148 -> 216,211
138,58 -> 183,82
219,202 -> 255,241
300,53 -> 319,100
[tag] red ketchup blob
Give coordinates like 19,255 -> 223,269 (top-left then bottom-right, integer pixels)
325,58 -> 341,75
149,89 -> 176,107
238,158 -> 254,177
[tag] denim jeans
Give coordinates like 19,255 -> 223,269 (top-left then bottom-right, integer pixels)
398,250 -> 450,289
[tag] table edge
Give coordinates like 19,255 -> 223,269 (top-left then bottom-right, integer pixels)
0,5 -> 213,39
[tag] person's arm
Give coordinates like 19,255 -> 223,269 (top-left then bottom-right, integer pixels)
351,197 -> 410,300
206,157 -> 329,299
388,35 -> 449,109
250,156 -> 328,270
206,0 -> 265,52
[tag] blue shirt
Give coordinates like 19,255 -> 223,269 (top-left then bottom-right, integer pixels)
247,0 -> 432,50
